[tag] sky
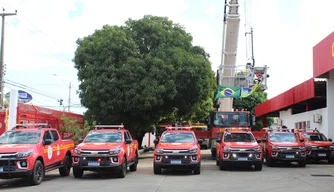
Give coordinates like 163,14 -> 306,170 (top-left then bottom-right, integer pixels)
0,0 -> 333,115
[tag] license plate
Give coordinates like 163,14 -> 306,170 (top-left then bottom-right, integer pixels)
170,160 -> 182,164
318,153 -> 326,157
286,155 -> 295,158
237,157 -> 248,161
88,162 -> 100,166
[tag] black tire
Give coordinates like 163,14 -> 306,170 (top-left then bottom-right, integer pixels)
73,167 -> 84,178
328,157 -> 334,164
153,163 -> 161,174
254,163 -> 262,171
29,159 -> 44,185
193,164 -> 201,175
219,160 -> 226,171
59,155 -> 71,176
298,160 -> 306,167
216,157 -> 219,166
118,157 -> 127,178
265,153 -> 275,167
211,151 -> 216,158
129,153 -> 138,172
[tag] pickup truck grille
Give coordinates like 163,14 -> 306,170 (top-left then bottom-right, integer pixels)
230,148 -> 255,152
80,150 -> 109,155
278,147 -> 300,150
163,150 -> 189,154
0,153 -> 17,159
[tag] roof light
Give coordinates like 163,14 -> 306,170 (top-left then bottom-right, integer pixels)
13,123 -> 50,129
224,128 -> 250,132
166,126 -> 193,131
95,124 -> 125,130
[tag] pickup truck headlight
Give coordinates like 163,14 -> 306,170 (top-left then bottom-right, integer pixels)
254,146 -> 261,152
270,145 -> 278,150
74,148 -> 81,154
155,148 -> 163,154
109,149 -> 121,155
330,145 -> 334,150
16,150 -> 33,158
189,147 -> 198,154
223,146 -> 230,151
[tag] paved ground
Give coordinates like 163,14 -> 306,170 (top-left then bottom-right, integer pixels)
1,150 -> 334,192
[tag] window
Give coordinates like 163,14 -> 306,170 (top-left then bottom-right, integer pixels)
51,130 -> 59,142
224,133 -> 255,142
0,131 -> 41,144
84,132 -> 122,143
269,133 -> 297,142
160,132 -> 195,143
302,133 -> 327,141
43,131 -> 52,141
124,132 -> 130,140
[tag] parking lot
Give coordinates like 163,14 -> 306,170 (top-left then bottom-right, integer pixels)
0,150 -> 333,192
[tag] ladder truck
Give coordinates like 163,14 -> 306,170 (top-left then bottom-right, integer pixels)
207,0 -> 270,157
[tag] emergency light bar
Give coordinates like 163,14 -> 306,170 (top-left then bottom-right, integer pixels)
263,127 -> 290,132
225,127 -> 250,132
296,128 -> 320,133
166,126 -> 193,131
13,123 -> 50,129
95,124 -> 124,130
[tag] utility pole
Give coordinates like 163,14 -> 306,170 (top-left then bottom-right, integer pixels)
68,82 -> 71,112
0,9 -> 17,108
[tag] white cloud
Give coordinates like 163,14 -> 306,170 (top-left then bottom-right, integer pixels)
0,0 -> 333,114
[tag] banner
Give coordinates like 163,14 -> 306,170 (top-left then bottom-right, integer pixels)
215,86 -> 241,99
240,84 -> 262,98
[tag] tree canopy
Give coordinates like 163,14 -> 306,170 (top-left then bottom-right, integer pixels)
73,15 -> 217,142
233,92 -> 273,130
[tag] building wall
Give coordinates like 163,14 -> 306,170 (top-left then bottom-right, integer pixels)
279,108 -> 331,139
327,70 -> 334,139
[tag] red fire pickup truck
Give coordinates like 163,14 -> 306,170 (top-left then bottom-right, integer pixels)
215,128 -> 263,171
0,124 -> 74,185
260,127 -> 306,167
71,125 -> 139,178
153,126 -> 202,175
294,128 -> 334,163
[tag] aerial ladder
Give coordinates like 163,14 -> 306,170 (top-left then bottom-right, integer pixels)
208,0 -> 270,157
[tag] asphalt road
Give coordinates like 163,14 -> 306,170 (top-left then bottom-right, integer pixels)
1,150 -> 334,192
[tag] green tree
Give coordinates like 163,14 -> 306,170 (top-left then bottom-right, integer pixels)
233,92 -> 273,130
59,115 -> 96,145
73,15 -> 216,147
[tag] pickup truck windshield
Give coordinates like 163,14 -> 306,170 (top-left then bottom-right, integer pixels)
160,132 -> 195,143
224,133 -> 255,142
0,131 -> 41,144
302,133 -> 327,141
213,112 -> 250,127
270,133 -> 297,142
84,132 -> 122,143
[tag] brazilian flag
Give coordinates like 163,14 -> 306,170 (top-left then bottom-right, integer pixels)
215,86 -> 241,99
240,84 -> 262,98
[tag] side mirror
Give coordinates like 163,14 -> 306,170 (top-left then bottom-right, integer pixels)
125,139 -> 132,144
300,139 -> 304,143
216,138 -> 222,143
78,138 -> 84,143
207,117 -> 211,126
198,139 -> 203,145
328,138 -> 332,142
153,139 -> 159,145
44,139 -> 53,145
262,138 -> 267,142
256,139 -> 262,143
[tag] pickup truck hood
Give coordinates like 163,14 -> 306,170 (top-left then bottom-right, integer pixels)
77,143 -> 122,150
306,141 -> 333,146
224,142 -> 259,148
270,142 -> 302,147
158,143 -> 195,150
0,144 -> 35,153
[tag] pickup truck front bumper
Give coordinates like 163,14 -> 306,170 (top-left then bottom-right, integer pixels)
220,151 -> 262,166
306,149 -> 334,161
154,154 -> 200,170
269,150 -> 306,162
72,155 -> 122,171
0,158 -> 32,179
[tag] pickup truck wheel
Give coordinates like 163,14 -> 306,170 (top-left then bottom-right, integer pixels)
216,156 -> 219,166
219,160 -> 226,171
193,163 -> 201,175
328,157 -> 334,164
254,163 -> 262,171
59,155 -> 71,176
29,160 -> 44,185
153,163 -> 161,174
118,157 -> 127,178
129,153 -> 138,172
298,160 -> 306,167
73,167 -> 83,178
